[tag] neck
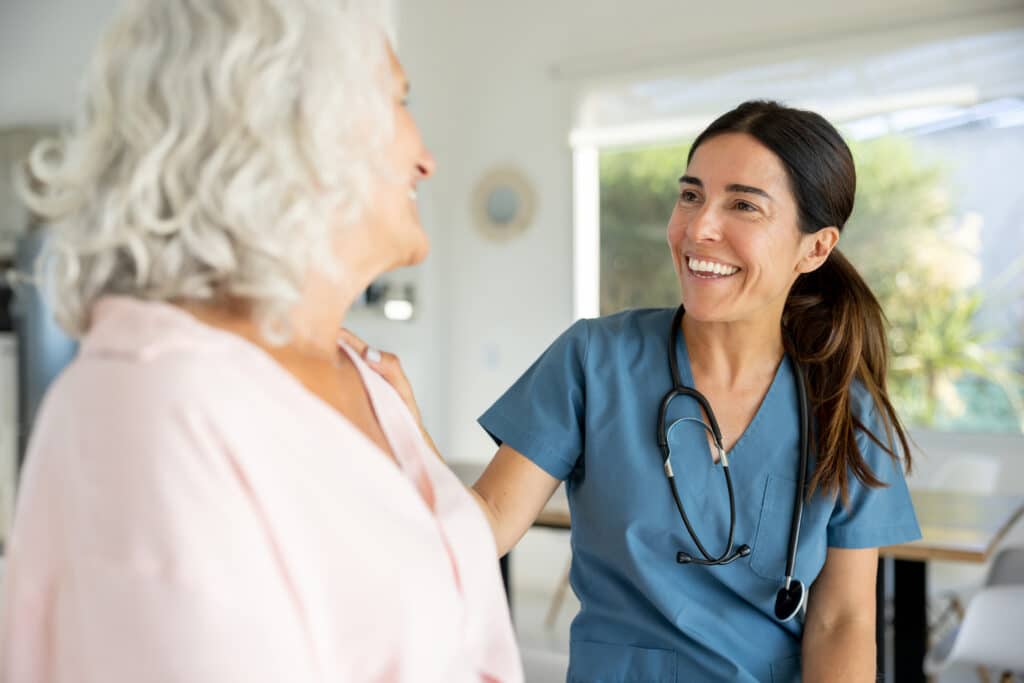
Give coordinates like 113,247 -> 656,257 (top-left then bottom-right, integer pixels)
287,272 -> 368,360
181,270 -> 372,365
681,311 -> 785,389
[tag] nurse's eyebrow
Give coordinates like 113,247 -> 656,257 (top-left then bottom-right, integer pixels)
679,175 -> 773,201
726,183 -> 773,201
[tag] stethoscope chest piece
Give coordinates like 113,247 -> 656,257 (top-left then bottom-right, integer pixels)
774,579 -> 807,622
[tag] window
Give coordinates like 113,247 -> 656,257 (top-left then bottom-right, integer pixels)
573,25 -> 1024,435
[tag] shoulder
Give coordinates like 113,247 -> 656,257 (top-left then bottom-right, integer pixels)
27,351 -> 258,504
586,307 -> 673,336
32,314 -> 294,479
847,378 -> 895,444
66,297 -> 292,421
844,377 -> 910,472
61,342 -> 256,420
579,307 -> 674,352
848,378 -> 878,422
19,335 -> 296,550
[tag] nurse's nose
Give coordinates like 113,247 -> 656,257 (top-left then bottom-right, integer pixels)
688,204 -> 723,243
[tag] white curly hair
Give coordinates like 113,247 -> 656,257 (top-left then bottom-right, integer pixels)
17,0 -> 397,341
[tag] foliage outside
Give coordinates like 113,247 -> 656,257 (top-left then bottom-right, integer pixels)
598,137 -> 1023,432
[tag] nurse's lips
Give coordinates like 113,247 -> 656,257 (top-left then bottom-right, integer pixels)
686,255 -> 741,279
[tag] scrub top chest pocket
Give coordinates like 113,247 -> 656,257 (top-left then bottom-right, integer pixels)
750,473 -> 829,584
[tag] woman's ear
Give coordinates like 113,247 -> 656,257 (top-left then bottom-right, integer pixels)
797,226 -> 840,274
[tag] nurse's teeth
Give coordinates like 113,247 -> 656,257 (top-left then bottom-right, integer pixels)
687,257 -> 738,276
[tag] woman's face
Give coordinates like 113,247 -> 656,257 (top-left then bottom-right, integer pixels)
361,47 -> 437,270
666,132 -> 833,325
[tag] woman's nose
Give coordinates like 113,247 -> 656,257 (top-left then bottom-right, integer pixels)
688,205 -> 722,242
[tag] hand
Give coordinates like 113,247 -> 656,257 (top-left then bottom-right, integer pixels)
336,328 -> 424,427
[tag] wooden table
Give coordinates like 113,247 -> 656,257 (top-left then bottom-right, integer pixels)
451,464 -> 1024,682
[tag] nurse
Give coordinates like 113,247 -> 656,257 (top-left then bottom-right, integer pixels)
363,100 -> 921,681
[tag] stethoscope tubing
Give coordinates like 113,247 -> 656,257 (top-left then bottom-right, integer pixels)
660,304 -> 809,583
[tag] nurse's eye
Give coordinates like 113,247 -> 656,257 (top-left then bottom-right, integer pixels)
679,189 -> 701,204
734,200 -> 759,212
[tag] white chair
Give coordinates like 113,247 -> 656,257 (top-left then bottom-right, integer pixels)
983,546 -> 1024,586
924,585 -> 1024,682
921,456 -> 1003,638
925,547 -> 1024,683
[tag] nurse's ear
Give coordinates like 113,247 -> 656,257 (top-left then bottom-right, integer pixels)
796,226 -> 840,275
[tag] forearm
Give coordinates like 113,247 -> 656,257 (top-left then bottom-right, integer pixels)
418,425 -> 444,462
801,618 -> 876,682
467,486 -> 508,554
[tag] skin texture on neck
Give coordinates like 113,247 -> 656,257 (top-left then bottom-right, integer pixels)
681,311 -> 786,392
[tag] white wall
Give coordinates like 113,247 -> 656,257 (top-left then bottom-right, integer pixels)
0,0 -> 120,126
396,0 -> 1024,463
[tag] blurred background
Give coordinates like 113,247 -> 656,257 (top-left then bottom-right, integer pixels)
1,1 -> 1022,681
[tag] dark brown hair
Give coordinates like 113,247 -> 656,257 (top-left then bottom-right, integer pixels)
688,100 -> 912,502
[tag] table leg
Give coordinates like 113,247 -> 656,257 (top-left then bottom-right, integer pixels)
877,558 -> 890,681
893,558 -> 927,683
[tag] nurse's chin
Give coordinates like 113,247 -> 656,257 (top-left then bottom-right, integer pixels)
676,299 -> 738,324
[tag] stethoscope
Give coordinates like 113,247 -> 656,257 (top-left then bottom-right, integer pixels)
656,305 -> 810,622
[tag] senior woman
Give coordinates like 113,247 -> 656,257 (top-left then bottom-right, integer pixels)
0,1 -> 521,682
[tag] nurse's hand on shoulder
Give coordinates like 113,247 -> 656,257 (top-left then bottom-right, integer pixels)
339,329 -> 560,557
337,328 -> 435,450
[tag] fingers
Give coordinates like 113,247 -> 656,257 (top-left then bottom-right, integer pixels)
370,349 -> 403,377
336,328 -> 369,355
337,328 -> 399,374
336,331 -> 422,423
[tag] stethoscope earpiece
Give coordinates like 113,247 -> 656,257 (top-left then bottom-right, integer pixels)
773,580 -> 807,622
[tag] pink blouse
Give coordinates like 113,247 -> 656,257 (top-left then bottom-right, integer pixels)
0,297 -> 522,683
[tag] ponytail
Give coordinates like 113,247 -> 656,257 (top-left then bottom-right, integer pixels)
784,249 -> 913,503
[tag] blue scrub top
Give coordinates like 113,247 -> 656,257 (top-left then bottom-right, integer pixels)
479,308 -> 921,683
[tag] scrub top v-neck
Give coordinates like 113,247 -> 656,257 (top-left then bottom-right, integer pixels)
480,307 -> 920,682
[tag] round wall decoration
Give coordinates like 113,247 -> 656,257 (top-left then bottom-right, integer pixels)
471,166 -> 536,242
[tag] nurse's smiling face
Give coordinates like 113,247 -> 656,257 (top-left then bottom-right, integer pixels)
667,132 -> 830,325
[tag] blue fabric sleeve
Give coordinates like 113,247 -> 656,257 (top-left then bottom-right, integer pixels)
827,386 -> 922,548
478,319 -> 590,481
